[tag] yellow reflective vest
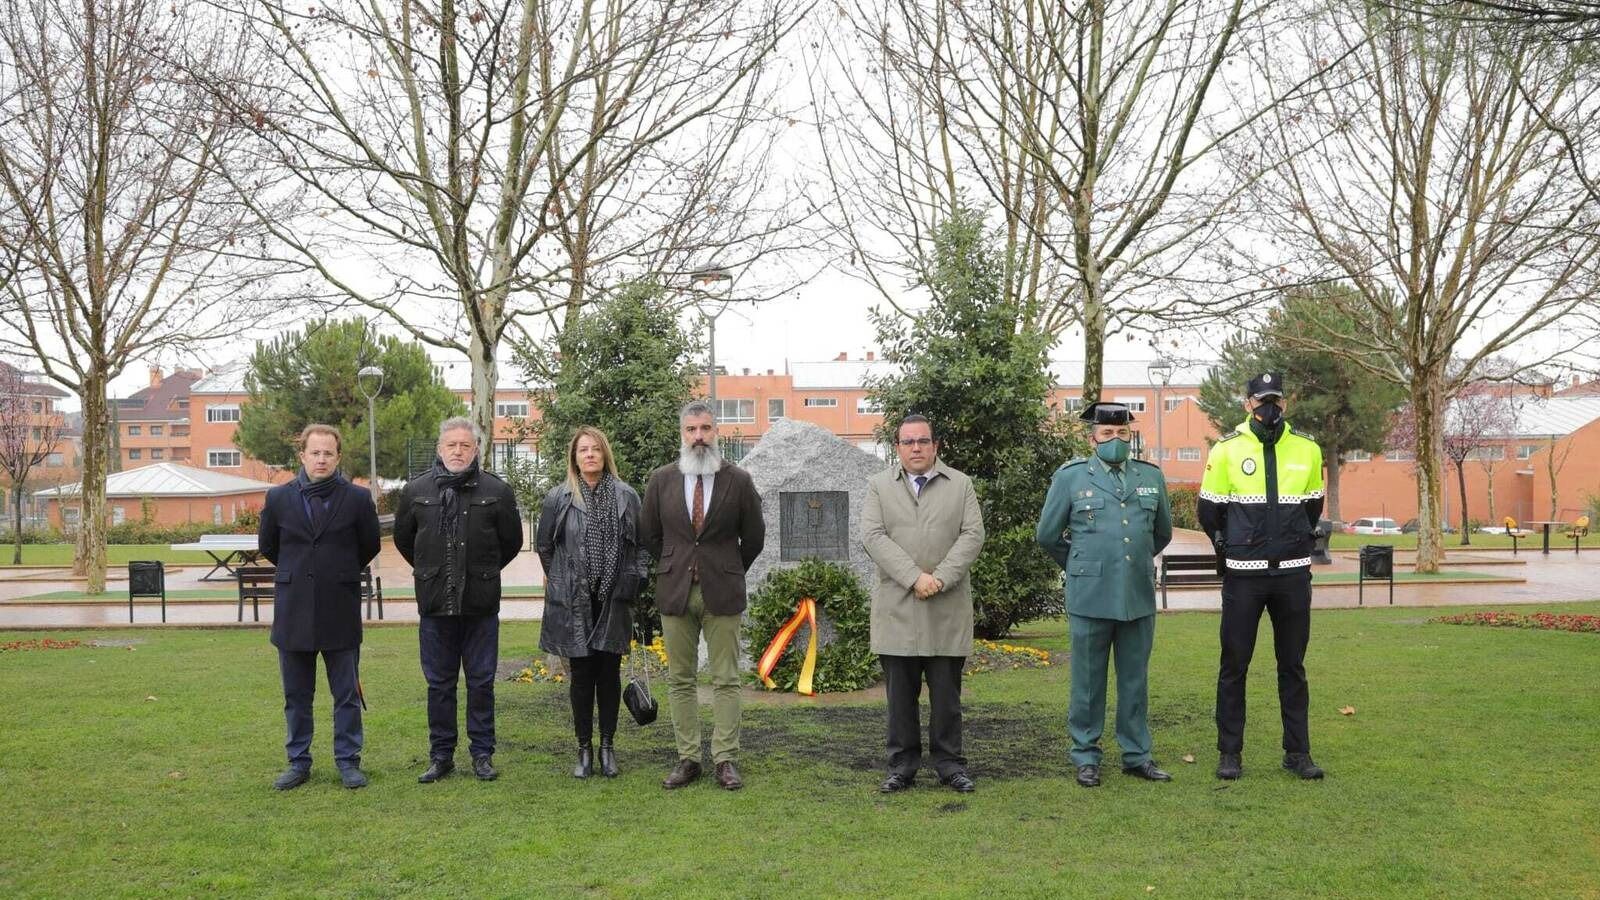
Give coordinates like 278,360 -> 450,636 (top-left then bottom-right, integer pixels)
1197,421 -> 1325,575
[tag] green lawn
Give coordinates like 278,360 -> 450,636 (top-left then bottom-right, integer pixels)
1310,570 -> 1516,584
3,604 -> 1597,897
1329,531 -> 1598,551
8,585 -> 544,603
0,544 -> 214,566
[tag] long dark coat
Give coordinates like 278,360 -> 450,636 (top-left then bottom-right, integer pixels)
258,478 -> 382,652
535,479 -> 646,657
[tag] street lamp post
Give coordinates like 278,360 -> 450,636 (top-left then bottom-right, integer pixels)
690,266 -> 734,408
1147,359 -> 1175,465
357,365 -> 384,506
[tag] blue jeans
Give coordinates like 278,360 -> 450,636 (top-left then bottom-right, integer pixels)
419,614 -> 499,760
278,647 -> 363,771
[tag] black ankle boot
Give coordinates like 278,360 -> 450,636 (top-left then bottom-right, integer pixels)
574,744 -> 594,779
599,736 -> 619,778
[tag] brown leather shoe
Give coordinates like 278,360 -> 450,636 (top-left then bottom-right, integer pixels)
662,759 -> 701,789
714,760 -> 743,790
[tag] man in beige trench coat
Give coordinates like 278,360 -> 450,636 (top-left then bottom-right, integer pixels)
862,414 -> 986,794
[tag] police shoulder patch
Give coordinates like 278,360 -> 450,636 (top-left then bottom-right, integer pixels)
1058,458 -> 1088,471
1216,431 -> 1241,443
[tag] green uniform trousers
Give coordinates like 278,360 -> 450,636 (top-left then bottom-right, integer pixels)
661,585 -> 741,764
1068,613 -> 1155,767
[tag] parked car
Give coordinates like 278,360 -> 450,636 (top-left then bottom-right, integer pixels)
1400,518 -> 1456,534
1346,517 -> 1403,535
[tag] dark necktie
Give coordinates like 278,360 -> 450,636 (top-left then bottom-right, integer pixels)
692,475 -> 705,534
1110,466 -> 1124,492
913,475 -> 928,497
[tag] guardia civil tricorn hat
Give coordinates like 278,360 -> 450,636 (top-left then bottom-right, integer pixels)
1079,401 -> 1135,425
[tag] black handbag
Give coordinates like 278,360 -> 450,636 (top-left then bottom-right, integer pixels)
622,648 -> 658,726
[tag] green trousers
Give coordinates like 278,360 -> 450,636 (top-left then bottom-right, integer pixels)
661,585 -> 742,764
1068,613 -> 1155,767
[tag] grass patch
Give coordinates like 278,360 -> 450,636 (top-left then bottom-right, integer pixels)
2,603 -> 1598,897
1329,532 -> 1598,551
0,544 -> 215,567
7,585 -> 544,603
1310,570 -> 1517,584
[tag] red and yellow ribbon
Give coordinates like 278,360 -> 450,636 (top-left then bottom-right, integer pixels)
757,597 -> 818,696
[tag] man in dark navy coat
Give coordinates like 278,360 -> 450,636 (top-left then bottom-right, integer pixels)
258,424 -> 381,790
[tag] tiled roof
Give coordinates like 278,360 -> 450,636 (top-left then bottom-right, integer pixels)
114,371 -> 202,421
32,462 -> 276,498
0,361 -> 70,398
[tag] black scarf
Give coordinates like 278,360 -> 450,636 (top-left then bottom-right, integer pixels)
578,473 -> 621,601
1249,416 -> 1284,446
296,469 -> 344,528
433,455 -> 479,540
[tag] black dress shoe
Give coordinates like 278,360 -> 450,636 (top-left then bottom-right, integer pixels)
1123,761 -> 1172,782
1282,753 -> 1325,780
939,771 -> 976,793
662,758 -> 701,789
339,766 -> 369,789
598,737 -> 619,778
418,758 -> 454,784
1075,765 -> 1101,788
272,768 -> 310,791
879,772 -> 914,793
472,755 -> 499,781
574,745 -> 593,779
1216,753 -> 1242,780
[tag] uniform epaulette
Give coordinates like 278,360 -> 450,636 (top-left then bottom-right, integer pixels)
1294,431 -> 1316,443
1058,458 -> 1088,471
1216,431 -> 1242,443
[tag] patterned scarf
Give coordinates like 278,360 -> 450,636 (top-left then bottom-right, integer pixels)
578,473 -> 620,601
296,469 -> 344,528
432,456 -> 478,541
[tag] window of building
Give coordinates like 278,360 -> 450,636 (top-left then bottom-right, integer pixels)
1465,446 -> 1505,461
1385,449 -> 1414,462
1113,396 -> 1147,413
208,449 -> 241,467
1063,397 -> 1086,413
45,452 -> 63,467
213,503 -> 223,525
1178,447 -> 1201,461
112,506 -> 126,526
172,426 -> 189,438
128,425 -> 142,436
63,507 -> 80,526
495,400 -> 529,418
803,397 -> 839,408
31,401 -> 42,413
1344,450 -> 1372,462
150,449 -> 164,460
767,398 -> 785,421
31,427 -> 42,439
1517,444 -> 1539,460
856,397 -> 882,414
715,398 -> 755,423
206,404 -> 240,423
128,449 -> 141,460
150,425 -> 163,436
1164,396 -> 1186,412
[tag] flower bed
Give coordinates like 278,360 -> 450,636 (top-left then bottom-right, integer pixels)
965,639 -> 1054,675
1,638 -> 81,652
509,637 -> 670,684
1430,611 -> 1600,634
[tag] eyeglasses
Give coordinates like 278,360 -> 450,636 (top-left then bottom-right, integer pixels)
897,438 -> 934,447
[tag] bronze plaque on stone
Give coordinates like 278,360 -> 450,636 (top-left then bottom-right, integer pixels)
779,490 -> 850,561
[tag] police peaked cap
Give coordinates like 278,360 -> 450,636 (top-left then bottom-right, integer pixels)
1080,402 -> 1135,425
1247,372 -> 1285,399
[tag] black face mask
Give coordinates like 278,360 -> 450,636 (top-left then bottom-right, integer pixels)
1253,400 -> 1283,428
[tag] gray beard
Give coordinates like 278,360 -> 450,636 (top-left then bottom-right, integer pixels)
678,442 -> 722,477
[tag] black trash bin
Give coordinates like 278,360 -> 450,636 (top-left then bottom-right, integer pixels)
128,560 -> 167,623
1312,519 -> 1334,565
1358,544 -> 1394,606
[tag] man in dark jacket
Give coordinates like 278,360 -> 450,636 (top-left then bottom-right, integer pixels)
258,424 -> 381,791
394,416 -> 523,783
640,400 -> 765,791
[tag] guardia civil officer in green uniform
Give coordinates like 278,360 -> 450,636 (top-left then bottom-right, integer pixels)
1198,372 -> 1326,781
1036,402 -> 1173,788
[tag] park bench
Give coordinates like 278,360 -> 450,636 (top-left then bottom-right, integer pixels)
1159,553 -> 1222,609
1568,516 -> 1590,555
236,565 -> 386,623
1502,517 -> 1533,554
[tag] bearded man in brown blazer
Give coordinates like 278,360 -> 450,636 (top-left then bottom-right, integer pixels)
640,399 -> 765,790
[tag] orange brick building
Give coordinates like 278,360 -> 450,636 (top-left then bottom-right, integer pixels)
35,462 -> 275,528
1,361 -> 81,527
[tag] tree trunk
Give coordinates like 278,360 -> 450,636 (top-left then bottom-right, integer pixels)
1547,437 -> 1559,519
1411,377 -> 1446,574
1455,460 -> 1471,546
74,378 -> 110,593
12,484 -> 22,566
1324,455 -> 1342,523
1080,283 -> 1106,405
469,329 -> 498,462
